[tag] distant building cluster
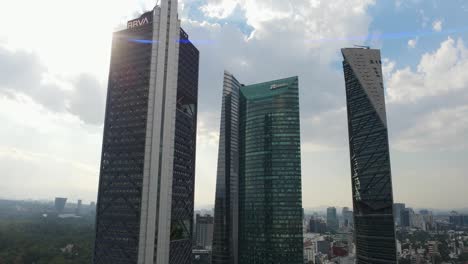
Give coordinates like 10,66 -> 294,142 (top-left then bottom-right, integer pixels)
303,208 -> 356,263
394,203 -> 436,231
450,211 -> 468,227
193,249 -> 211,264
51,197 -> 96,218
303,226 -> 355,264
397,230 -> 468,263
393,204 -> 468,263
326,207 -> 339,232
195,214 -> 214,250
191,212 -> 214,264
309,216 -> 328,234
342,207 -> 353,228
54,197 -> 67,214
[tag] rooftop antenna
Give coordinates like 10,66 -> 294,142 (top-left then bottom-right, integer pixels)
354,45 -> 370,49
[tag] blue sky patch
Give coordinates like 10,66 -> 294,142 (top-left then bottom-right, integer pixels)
181,0 -> 254,36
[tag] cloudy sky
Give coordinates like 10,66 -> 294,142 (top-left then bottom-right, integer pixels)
0,0 -> 467,210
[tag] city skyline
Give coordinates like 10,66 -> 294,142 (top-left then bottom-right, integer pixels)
0,0 -> 467,210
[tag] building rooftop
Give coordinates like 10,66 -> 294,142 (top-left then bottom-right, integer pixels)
240,76 -> 298,100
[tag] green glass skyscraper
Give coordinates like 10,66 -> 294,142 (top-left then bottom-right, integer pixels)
212,72 -> 303,264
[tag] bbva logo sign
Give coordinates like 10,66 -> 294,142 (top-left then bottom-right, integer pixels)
128,17 -> 150,29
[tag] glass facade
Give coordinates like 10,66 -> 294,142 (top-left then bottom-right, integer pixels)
94,15 -> 153,263
213,75 -> 303,264
212,72 -> 241,264
342,48 -> 397,264
327,207 -> 338,231
94,8 -> 198,264
169,28 -> 200,264
238,77 -> 303,264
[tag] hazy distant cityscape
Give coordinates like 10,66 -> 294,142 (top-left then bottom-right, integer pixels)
1,198 -> 468,263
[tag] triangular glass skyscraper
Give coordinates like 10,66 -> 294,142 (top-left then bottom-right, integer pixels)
342,48 -> 397,264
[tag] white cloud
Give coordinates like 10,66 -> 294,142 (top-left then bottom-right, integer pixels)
384,38 -> 468,153
432,19 -> 443,32
198,0 -> 376,51
0,95 -> 101,202
0,0 -> 157,80
395,0 -> 424,9
0,146 -> 96,175
386,37 -> 468,103
419,9 -> 429,28
302,107 -> 348,152
408,38 -> 418,48
195,112 -> 220,207
382,58 -> 396,79
394,105 -> 468,152
185,0 -> 376,112
0,45 -> 105,125
200,0 -> 240,19
197,112 -> 220,148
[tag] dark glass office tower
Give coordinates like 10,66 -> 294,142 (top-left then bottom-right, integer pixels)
393,203 -> 405,226
239,76 -> 303,264
93,1 -> 199,263
212,72 -> 241,264
342,48 -> 397,264
212,73 -> 303,264
327,207 -> 339,231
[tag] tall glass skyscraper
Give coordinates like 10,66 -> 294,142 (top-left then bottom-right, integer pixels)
327,207 -> 339,231
93,1 -> 199,263
212,72 -> 241,264
342,48 -> 397,264
393,203 -> 406,226
212,72 -> 303,264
